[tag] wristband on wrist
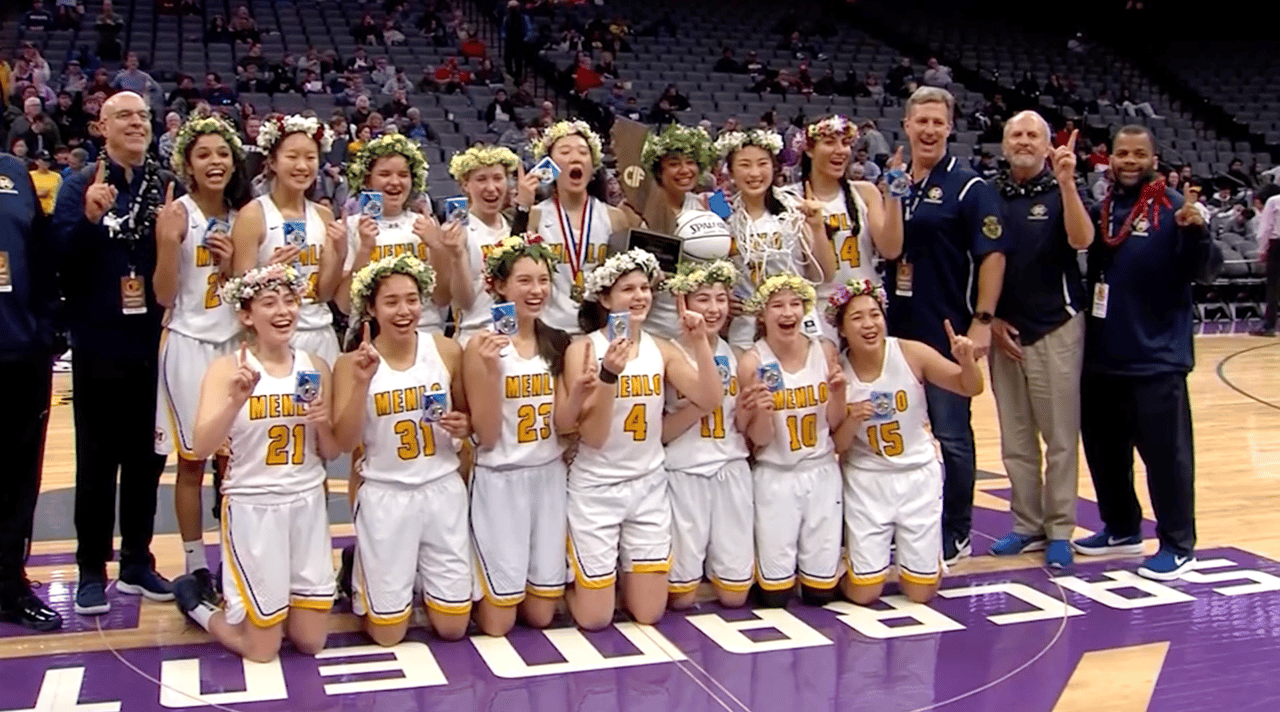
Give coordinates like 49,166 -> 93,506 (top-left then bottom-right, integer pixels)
598,366 -> 619,384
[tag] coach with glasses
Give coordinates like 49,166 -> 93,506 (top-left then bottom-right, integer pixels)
52,91 -> 182,615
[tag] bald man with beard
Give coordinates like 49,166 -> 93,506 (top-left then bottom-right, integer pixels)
52,91 -> 184,615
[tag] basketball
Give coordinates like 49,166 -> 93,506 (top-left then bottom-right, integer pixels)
674,209 -> 732,260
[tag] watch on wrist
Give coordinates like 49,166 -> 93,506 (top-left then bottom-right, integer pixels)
973,311 -> 994,325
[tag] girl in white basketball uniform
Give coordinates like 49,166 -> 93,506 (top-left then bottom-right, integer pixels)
464,234 -> 573,636
718,128 -> 836,347
529,121 -> 632,334
153,114 -> 250,601
332,254 -> 474,643
444,144 -> 540,346
796,115 -> 903,342
736,274 -> 848,607
558,249 -> 722,629
174,264 -> 338,663
661,260 -> 759,609
335,134 -> 451,337
828,280 -> 983,605
640,124 -> 733,340
231,114 -> 343,364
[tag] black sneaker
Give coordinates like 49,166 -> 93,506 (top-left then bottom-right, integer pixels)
336,544 -> 355,600
74,574 -> 110,615
172,574 -> 205,622
943,535 -> 972,566
191,568 -> 221,606
0,579 -> 63,632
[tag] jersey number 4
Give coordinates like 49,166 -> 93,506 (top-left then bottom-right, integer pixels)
516,403 -> 553,443
394,419 -> 438,460
839,234 -> 861,268
623,403 -> 647,441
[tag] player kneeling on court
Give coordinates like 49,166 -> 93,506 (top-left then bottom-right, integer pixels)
559,249 -> 722,629
662,261 -> 758,610
737,274 -> 848,607
465,234 -> 574,636
828,280 -> 983,605
332,254 -> 473,644
174,264 -> 340,663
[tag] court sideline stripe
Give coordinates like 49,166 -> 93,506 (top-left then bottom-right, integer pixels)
1215,341 -> 1280,411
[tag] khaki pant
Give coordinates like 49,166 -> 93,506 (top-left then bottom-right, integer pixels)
989,313 -> 1084,540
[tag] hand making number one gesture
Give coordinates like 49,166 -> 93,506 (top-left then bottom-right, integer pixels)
676,293 -> 707,338
84,157 -> 118,224
945,319 -> 977,364
1174,183 -> 1205,227
230,342 -> 261,405
351,322 -> 381,383
1050,129 -> 1078,186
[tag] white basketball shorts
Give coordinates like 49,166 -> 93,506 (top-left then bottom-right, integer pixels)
754,458 -> 843,591
470,461 -> 568,606
567,468 -> 672,589
221,487 -> 335,627
156,330 -> 238,458
843,459 -> 943,587
668,460 -> 755,595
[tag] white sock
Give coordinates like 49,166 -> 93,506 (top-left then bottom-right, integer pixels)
183,541 -> 209,574
188,602 -> 216,631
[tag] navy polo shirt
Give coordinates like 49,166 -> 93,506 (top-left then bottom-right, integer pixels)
0,154 -> 58,360
1084,185 -> 1220,376
995,171 -> 1085,345
888,154 -> 1008,355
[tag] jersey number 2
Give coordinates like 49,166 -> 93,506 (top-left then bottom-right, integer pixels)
516,403 -> 553,443
265,424 -> 305,465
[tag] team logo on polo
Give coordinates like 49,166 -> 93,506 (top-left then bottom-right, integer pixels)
0,175 -> 16,194
982,216 -> 1003,239
1029,203 -> 1048,220
925,186 -> 943,203
1132,215 -> 1151,235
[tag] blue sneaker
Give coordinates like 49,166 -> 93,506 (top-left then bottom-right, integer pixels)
74,577 -> 110,615
1137,547 -> 1195,581
989,532 -> 1047,556
117,566 -> 174,602
1045,540 -> 1073,570
1072,529 -> 1143,556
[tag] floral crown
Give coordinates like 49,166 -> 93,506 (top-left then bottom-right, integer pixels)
345,133 -> 428,197
483,232 -> 561,292
825,278 -> 888,325
745,273 -> 816,314
714,129 -> 784,160
449,144 -> 520,182
349,253 -> 436,318
171,114 -> 245,180
258,113 -> 334,154
805,114 -> 857,147
583,248 -> 662,302
220,263 -> 308,308
533,120 -> 603,168
641,123 -> 714,173
664,259 -> 739,295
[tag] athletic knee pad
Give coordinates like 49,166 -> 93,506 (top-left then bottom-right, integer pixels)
801,585 -> 836,607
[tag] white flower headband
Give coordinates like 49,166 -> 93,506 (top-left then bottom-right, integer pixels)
349,253 -> 436,318
804,115 -> 857,146
220,263 -> 309,308
533,120 -> 603,168
449,144 -> 520,182
583,248 -> 662,302
171,114 -> 245,179
257,113 -> 335,154
714,129 -> 784,160
664,259 -> 739,295
745,273 -> 817,314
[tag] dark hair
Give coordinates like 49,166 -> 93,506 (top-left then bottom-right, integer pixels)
182,131 -> 252,209
827,292 -> 885,355
576,267 -> 650,334
1111,124 -> 1156,154
726,145 -> 788,215
799,151 -> 862,237
490,255 -> 572,377
342,272 -> 421,351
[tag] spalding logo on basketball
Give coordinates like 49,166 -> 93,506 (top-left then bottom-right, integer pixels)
622,165 -> 646,189
675,209 -> 732,260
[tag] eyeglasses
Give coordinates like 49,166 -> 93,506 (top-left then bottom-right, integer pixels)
109,109 -> 152,122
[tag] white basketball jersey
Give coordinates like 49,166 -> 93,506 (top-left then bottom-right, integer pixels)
360,333 -> 459,485
535,196 -> 613,334
474,344 -> 563,470
664,339 -> 749,476
224,349 -> 326,496
752,336 -> 834,468
455,213 -> 511,343
571,330 -> 665,485
817,186 -> 879,299
648,196 -> 732,341
256,195 -> 333,331
728,208 -> 811,347
341,210 -> 441,333
167,195 -> 239,343
843,338 -> 936,473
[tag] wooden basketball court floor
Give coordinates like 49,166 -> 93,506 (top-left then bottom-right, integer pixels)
3,334 -> 1279,712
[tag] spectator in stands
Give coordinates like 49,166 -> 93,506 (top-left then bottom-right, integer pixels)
94,0 -> 124,61
858,119 -> 890,163
988,112 -> 1092,570
484,88 -> 516,126
1092,168 -> 1112,203
1076,124 -> 1220,581
922,57 -> 953,88
858,73 -> 885,105
887,56 -> 914,97
401,107 -> 439,147
1224,158 -> 1254,191
64,147 -> 87,177
345,47 -> 371,75
1118,88 -> 1161,119
384,17 -> 406,46
320,50 -> 339,77
1054,119 -> 1077,148
166,75 -> 202,113
202,72 -> 235,106
30,150 -> 59,214
228,5 -> 258,44
1043,74 -> 1066,100
795,61 -> 816,95
433,57 -> 469,95
594,51 -> 619,81
380,89 -> 409,120
205,14 -> 232,44
348,94 -> 373,128
349,123 -> 371,154
156,111 -> 181,163
1253,184 -> 1280,337
420,13 -> 449,48
59,60 -> 88,96
473,58 -> 503,87
1066,32 -> 1085,53
502,1 -> 530,81
602,82 -> 628,115
1087,141 -> 1109,171
21,45 -> 51,88
23,0 -> 55,32
890,86 -> 1008,566
370,56 -> 395,88
649,84 -> 689,126
111,54 -> 163,108
267,57 -> 297,96
814,69 -> 839,97
55,0 -> 83,30
365,112 -> 387,137
50,91 -> 86,143
7,97 -> 50,147
338,75 -> 369,106
297,46 -> 321,78
237,43 -> 267,75
851,146 -> 880,182
714,48 -> 743,74
973,151 -> 1000,181
9,138 -> 29,161
235,65 -> 268,94
459,27 -> 486,59
1015,71 -> 1040,101
19,115 -> 59,157
382,68 -> 412,97
778,30 -> 817,59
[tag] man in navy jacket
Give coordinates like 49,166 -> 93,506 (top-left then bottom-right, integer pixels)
1073,125 -> 1221,581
